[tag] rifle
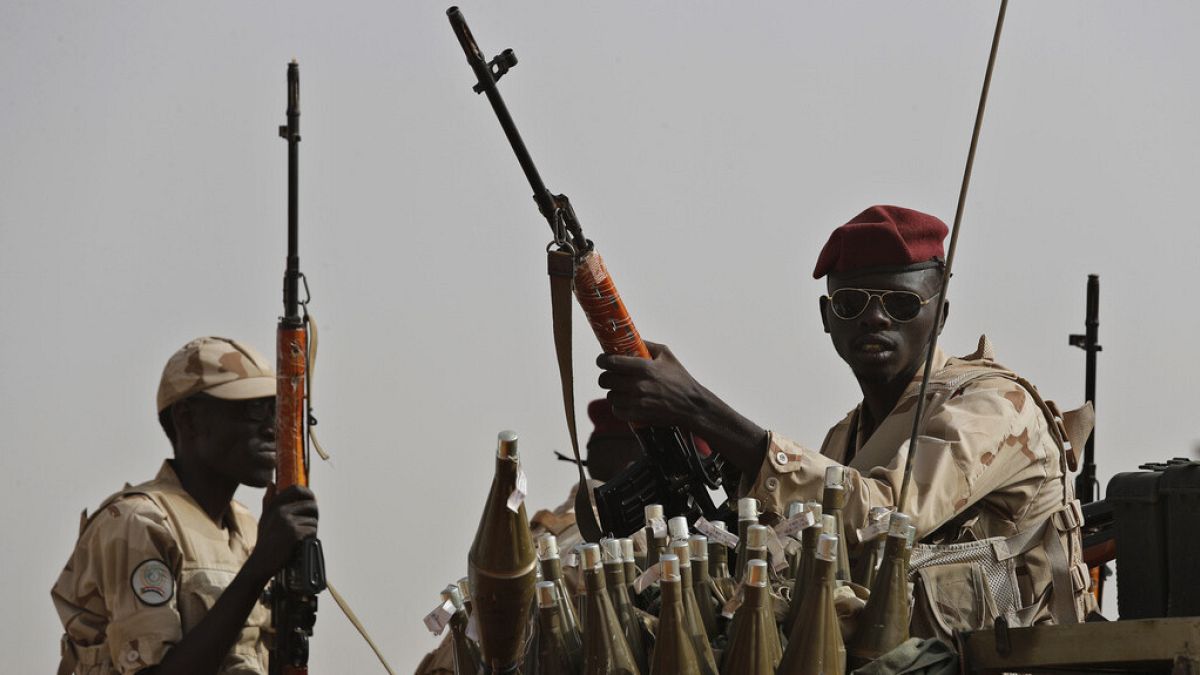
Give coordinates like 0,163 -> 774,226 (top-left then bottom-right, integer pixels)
270,60 -> 327,675
447,7 -> 729,540
1069,274 -> 1101,503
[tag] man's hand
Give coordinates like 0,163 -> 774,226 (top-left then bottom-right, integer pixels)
249,485 -> 318,582
597,341 -> 710,429
597,340 -> 769,476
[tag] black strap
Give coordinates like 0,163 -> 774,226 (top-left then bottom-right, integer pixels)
548,249 -> 603,543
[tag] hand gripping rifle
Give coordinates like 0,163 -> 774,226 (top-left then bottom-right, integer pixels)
270,60 -> 327,675
447,7 -> 729,541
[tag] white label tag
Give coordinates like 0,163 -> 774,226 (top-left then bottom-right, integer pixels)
422,599 -> 455,636
507,468 -> 528,513
465,612 -> 480,643
633,563 -> 662,594
774,511 -> 816,538
562,551 -> 579,568
649,517 -> 668,539
856,519 -> 891,543
763,528 -> 790,572
720,584 -> 745,618
695,517 -> 739,549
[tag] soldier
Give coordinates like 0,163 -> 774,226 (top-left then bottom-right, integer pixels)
51,336 -> 319,674
597,205 -> 1094,636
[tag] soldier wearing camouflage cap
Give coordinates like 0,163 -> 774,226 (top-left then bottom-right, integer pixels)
597,205 -> 1095,637
51,336 -> 319,674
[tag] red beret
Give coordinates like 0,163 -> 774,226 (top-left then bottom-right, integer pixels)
812,205 -> 948,279
588,399 -> 629,436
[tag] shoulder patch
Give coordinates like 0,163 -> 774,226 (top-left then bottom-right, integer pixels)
130,559 -> 174,606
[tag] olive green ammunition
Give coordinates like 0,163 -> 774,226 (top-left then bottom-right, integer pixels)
643,504 -> 667,572
742,525 -> 769,580
720,559 -> 780,675
783,503 -> 822,637
733,497 -> 759,581
848,512 -> 913,669
444,584 -> 483,675
706,521 -> 738,604
821,465 -> 853,582
649,556 -> 701,675
670,541 -> 719,675
604,538 -> 648,672
468,431 -> 537,673
852,506 -> 892,588
537,532 -> 582,660
778,533 -> 846,675
620,538 -> 640,608
687,535 -> 719,640
536,581 -> 582,675
579,543 -> 640,675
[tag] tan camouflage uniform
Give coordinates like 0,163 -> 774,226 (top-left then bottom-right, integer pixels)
52,461 -> 269,674
742,336 -> 1093,632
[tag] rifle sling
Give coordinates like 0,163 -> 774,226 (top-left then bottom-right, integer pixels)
548,248 -> 603,543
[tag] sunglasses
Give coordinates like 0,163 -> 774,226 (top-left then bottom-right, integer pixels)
824,288 -> 934,323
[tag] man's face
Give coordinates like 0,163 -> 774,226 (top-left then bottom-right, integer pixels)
182,394 -> 277,488
821,268 -> 945,387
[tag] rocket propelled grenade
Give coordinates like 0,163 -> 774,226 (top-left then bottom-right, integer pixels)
468,431 -> 537,673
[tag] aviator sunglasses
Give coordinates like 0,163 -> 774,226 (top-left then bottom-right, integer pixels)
824,288 -> 934,323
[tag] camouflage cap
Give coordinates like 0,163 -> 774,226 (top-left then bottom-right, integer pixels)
156,336 -> 275,412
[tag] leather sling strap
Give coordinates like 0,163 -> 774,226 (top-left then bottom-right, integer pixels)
548,249 -> 603,543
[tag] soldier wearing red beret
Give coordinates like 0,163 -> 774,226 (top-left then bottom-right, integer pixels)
597,205 -> 1094,636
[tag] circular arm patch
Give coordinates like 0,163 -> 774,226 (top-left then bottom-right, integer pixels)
130,559 -> 175,606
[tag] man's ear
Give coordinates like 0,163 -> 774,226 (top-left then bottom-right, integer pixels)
938,300 -> 950,335
819,295 -> 831,333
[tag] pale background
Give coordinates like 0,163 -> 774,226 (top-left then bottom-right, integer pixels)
2,1 -> 1197,672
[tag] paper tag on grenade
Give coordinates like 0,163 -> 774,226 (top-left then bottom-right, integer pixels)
562,551 -> 579,568
774,510 -> 816,538
694,517 -> 739,549
856,518 -> 892,543
763,528 -> 790,572
466,611 -> 480,643
506,468 -> 528,513
633,563 -> 663,594
649,517 -> 668,539
720,584 -> 745,618
422,599 -> 455,636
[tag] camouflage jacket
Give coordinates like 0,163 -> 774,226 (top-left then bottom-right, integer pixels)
742,336 -> 1092,628
51,461 -> 269,674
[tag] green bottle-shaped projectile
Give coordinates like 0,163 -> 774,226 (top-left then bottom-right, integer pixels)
604,538 -> 649,672
649,555 -> 701,675
535,580 -> 583,675
670,541 -> 719,675
720,559 -> 780,675
851,506 -> 892,589
443,584 -> 483,675
847,512 -> 912,669
733,497 -> 759,581
778,532 -> 846,675
579,543 -> 641,675
468,430 -> 537,673
538,533 -> 583,658
688,535 -> 720,640
783,509 -> 825,641
643,504 -> 667,571
706,521 -> 738,603
821,465 -> 853,582
620,538 -> 639,605
742,525 -> 769,582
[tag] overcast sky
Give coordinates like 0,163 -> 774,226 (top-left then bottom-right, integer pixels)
2,1 -> 1198,671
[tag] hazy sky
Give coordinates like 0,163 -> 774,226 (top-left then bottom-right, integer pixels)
3,1 -> 1197,671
